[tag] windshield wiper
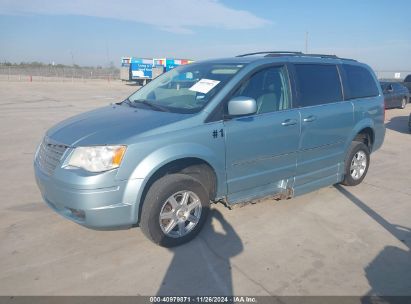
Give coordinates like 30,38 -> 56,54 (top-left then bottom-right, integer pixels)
133,99 -> 170,112
121,97 -> 136,107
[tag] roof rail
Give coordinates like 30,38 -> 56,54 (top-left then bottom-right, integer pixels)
268,53 -> 339,59
236,51 -> 303,57
236,51 -> 357,61
336,57 -> 357,62
294,54 -> 357,61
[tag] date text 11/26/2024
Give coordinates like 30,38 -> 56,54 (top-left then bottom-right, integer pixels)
149,296 -> 257,303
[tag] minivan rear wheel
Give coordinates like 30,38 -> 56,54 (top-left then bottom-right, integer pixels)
342,141 -> 370,186
140,173 -> 210,247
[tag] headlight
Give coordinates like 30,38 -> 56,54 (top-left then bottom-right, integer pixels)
66,145 -> 127,172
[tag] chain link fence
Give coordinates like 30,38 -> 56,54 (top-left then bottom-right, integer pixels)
0,66 -> 119,82
0,65 -> 409,83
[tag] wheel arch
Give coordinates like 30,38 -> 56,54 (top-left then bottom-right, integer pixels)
347,120 -> 375,152
129,144 -> 225,224
136,157 -> 218,225
353,126 -> 375,150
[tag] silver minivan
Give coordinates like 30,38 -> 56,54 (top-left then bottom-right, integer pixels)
34,52 -> 385,247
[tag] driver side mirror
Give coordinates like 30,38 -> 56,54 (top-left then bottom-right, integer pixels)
227,96 -> 257,116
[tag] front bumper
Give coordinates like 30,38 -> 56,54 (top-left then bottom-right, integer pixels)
34,163 -> 144,228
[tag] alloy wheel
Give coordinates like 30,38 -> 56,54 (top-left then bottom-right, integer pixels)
159,190 -> 202,238
350,150 -> 367,180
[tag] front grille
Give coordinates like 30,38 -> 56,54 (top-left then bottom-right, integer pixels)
36,137 -> 68,175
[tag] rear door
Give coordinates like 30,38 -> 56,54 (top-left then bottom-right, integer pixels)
386,84 -> 397,107
291,63 -> 353,194
393,83 -> 405,107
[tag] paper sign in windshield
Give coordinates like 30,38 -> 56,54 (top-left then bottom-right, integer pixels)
189,79 -> 220,94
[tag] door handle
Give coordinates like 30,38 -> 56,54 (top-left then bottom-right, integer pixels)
281,119 -> 297,126
303,115 -> 317,122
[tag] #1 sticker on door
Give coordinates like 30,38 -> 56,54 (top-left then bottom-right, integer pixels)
189,79 -> 220,94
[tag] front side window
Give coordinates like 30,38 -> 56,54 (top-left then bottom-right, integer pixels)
342,64 -> 379,99
231,65 -> 291,114
295,64 -> 343,107
126,63 -> 244,113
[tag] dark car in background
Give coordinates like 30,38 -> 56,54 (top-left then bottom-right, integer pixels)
380,82 -> 409,109
403,74 -> 411,93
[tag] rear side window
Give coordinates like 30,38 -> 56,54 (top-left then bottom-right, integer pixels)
342,64 -> 379,99
393,83 -> 404,91
295,64 -> 343,107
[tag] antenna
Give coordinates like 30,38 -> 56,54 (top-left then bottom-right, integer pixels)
105,40 -> 111,68
69,50 -> 75,66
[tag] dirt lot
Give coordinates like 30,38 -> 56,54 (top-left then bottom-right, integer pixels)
0,80 -> 410,296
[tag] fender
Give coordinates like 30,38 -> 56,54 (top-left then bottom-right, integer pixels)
130,142 -> 226,196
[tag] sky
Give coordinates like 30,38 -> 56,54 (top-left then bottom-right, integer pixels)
0,0 -> 410,70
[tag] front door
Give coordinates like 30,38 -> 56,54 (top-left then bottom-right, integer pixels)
384,84 -> 395,108
224,65 -> 300,200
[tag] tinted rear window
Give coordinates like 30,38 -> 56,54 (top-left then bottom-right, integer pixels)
342,64 -> 379,99
393,83 -> 404,90
295,64 -> 343,107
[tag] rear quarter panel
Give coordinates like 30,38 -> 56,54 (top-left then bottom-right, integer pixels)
350,74 -> 385,153
351,96 -> 385,151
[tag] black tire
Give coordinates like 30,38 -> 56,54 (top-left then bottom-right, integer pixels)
400,97 -> 407,109
140,173 -> 210,247
341,141 -> 370,186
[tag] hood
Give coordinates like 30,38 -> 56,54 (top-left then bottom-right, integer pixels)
46,104 -> 190,146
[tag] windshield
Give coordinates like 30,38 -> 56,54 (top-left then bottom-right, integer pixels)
126,62 -> 244,113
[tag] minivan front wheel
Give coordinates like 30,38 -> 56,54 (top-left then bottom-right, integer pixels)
342,141 -> 370,186
140,173 -> 210,247
400,97 -> 407,109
